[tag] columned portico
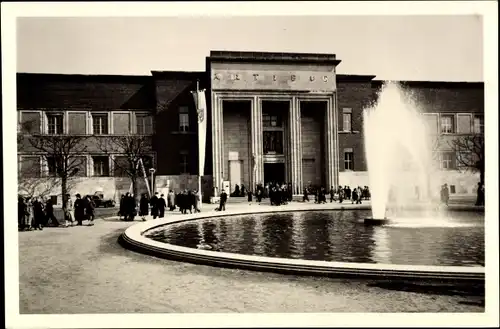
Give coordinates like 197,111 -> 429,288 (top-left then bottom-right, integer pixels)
208,50 -> 341,196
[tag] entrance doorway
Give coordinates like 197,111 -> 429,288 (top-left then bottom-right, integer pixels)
264,163 -> 285,186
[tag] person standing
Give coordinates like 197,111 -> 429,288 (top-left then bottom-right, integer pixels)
158,194 -> 166,218
18,196 -> 28,231
74,194 -> 85,226
64,194 -> 74,227
440,184 -> 450,206
168,190 -> 176,211
247,189 -> 253,205
194,190 -> 202,213
32,197 -> 45,230
150,192 -> 159,218
86,196 -> 96,226
219,189 -> 227,211
45,198 -> 59,227
139,193 -> 149,221
475,182 -> 485,206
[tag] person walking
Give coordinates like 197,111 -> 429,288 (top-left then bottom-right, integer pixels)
74,194 -> 85,226
32,197 -> 45,230
158,194 -> 166,218
194,190 -> 202,213
86,196 -> 96,225
475,182 -> 485,206
247,189 -> 253,205
168,190 -> 176,211
139,193 -> 149,221
64,194 -> 74,227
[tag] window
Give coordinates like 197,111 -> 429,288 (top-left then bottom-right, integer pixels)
263,131 -> 284,154
179,106 -> 189,132
344,151 -> 354,170
440,115 -> 454,134
136,113 -> 153,135
450,185 -> 456,194
92,156 -> 109,177
342,108 -> 352,132
474,115 -> 484,134
457,114 -> 471,134
92,114 -> 108,135
440,152 -> 455,170
263,114 -> 283,128
180,151 -> 189,174
423,113 -> 439,134
46,156 -> 62,176
47,114 -> 64,135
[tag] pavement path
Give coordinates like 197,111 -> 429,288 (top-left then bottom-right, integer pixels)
18,202 -> 484,314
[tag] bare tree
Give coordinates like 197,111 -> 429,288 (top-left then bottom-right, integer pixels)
449,134 -> 485,184
95,134 -> 153,204
22,134 -> 89,212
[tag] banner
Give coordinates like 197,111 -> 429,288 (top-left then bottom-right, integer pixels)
192,87 -> 207,181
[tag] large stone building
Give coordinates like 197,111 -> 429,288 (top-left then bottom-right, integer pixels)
17,51 -> 484,204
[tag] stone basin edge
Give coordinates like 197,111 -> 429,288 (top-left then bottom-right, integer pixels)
119,205 -> 485,282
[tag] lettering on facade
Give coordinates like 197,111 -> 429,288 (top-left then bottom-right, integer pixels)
213,72 -> 332,85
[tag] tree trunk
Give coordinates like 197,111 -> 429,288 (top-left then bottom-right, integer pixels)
132,176 -> 139,208
61,175 -> 68,213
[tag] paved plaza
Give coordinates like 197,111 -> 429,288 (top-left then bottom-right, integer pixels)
18,200 -> 485,314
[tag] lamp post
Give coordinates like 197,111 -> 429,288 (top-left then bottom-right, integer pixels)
149,168 -> 156,196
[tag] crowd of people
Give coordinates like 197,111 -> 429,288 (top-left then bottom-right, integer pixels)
18,193 -> 96,231
18,180 -> 485,231
119,189 -> 203,221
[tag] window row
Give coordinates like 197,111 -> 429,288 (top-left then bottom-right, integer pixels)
19,154 -> 155,178
342,150 -> 464,171
423,113 -> 484,135
18,111 -> 154,136
340,108 -> 484,135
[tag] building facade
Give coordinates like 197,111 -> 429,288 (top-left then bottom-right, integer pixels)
16,51 -> 484,204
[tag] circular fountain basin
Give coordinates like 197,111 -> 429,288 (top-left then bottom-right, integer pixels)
120,206 -> 485,282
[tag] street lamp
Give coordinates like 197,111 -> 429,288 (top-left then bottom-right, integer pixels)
149,168 -> 156,196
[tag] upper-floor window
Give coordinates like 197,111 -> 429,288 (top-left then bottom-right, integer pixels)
263,131 -> 283,154
344,150 -> 354,170
92,114 -> 108,135
263,113 -> 283,128
440,152 -> 455,170
92,156 -> 109,177
440,115 -> 454,134
342,108 -> 352,132
136,113 -> 153,135
474,115 -> 484,134
179,106 -> 189,132
47,113 -> 64,135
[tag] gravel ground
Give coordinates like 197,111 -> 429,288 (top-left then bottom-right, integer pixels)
18,203 -> 485,314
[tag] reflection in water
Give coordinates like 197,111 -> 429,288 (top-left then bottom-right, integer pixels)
145,210 -> 485,267
371,227 -> 392,264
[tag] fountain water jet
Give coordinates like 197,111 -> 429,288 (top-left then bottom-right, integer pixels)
363,82 -> 439,225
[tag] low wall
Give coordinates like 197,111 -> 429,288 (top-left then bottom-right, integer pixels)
339,170 -> 480,196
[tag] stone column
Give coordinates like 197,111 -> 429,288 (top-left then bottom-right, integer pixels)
251,96 -> 264,189
290,97 -> 303,195
211,93 -> 224,196
325,96 -> 337,189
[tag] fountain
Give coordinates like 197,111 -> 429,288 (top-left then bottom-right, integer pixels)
363,82 -> 438,225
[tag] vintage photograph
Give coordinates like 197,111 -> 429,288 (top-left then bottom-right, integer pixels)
3,1 -> 498,328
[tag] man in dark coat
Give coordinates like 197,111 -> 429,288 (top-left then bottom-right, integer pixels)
45,198 -> 59,227
74,194 -> 85,226
139,193 -> 149,220
219,189 -> 227,211
150,192 -> 159,219
86,196 -> 96,225
158,194 -> 166,218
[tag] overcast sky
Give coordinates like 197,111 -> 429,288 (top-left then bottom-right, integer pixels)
17,15 -> 483,82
